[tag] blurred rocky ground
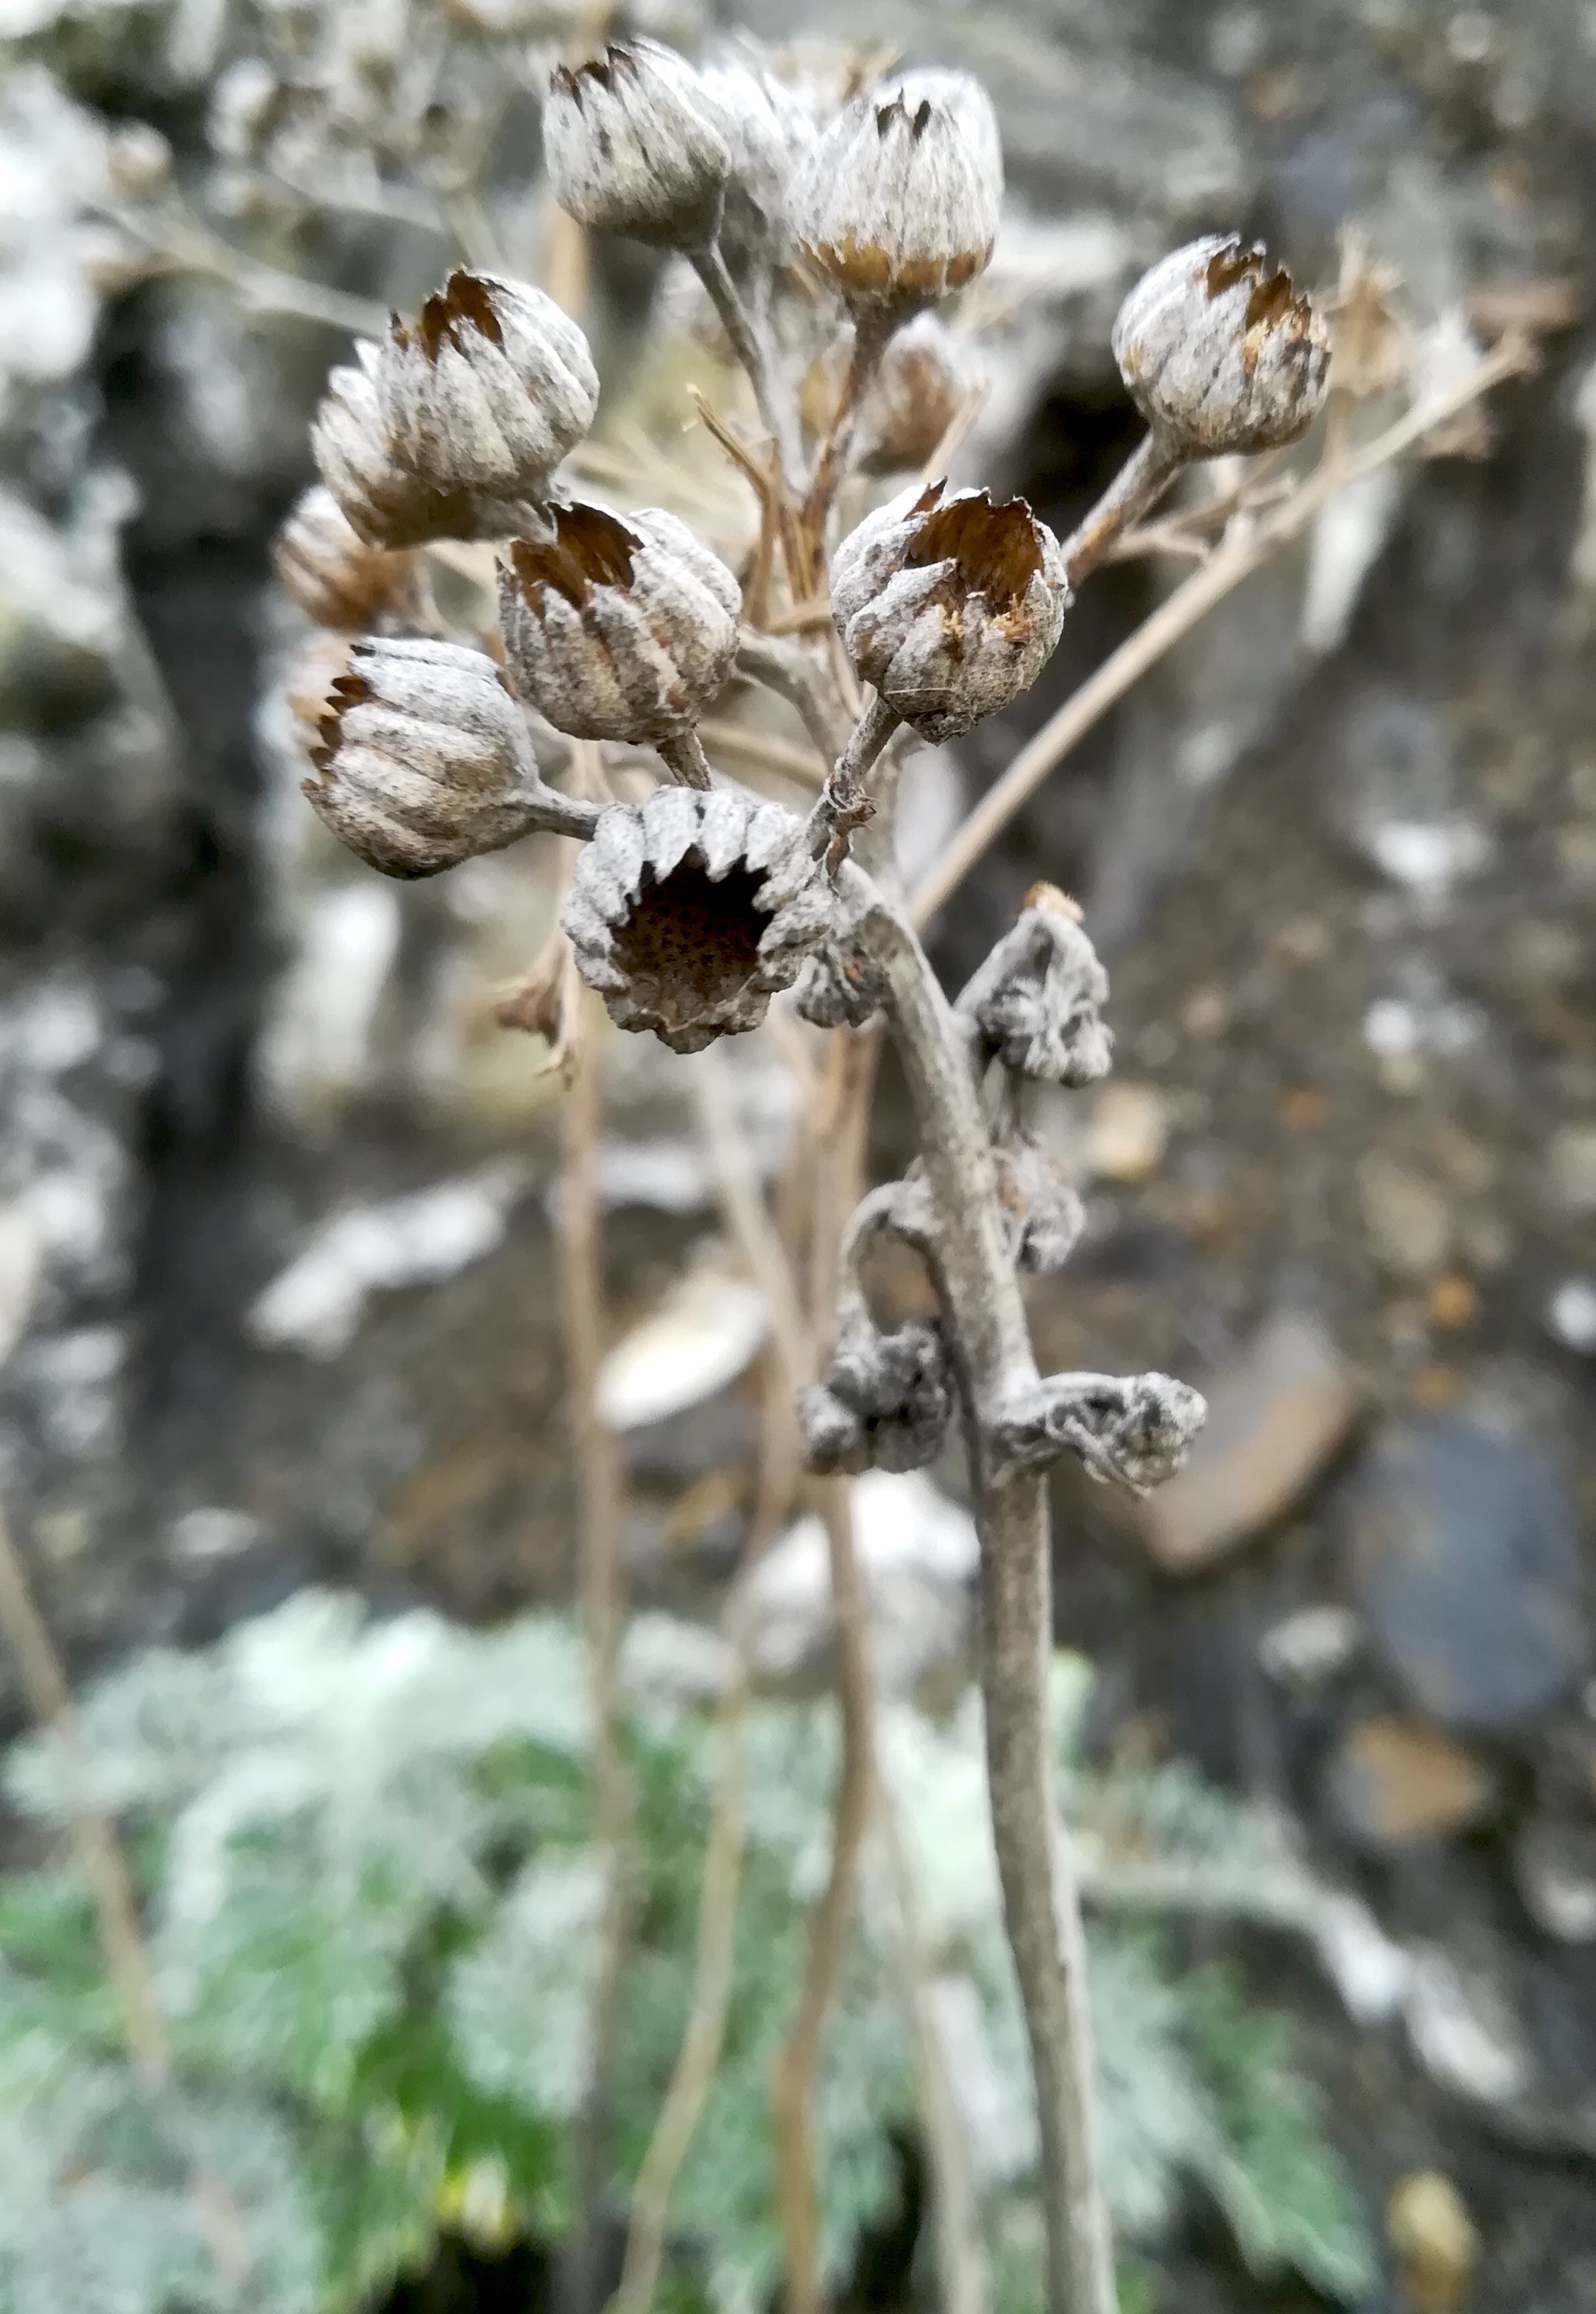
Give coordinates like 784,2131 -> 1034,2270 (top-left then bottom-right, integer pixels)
7,0 -> 1596,2305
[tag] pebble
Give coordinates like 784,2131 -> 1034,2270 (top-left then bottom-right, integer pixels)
1324,1714 -> 1493,1851
1350,1415 -> 1591,1734
1140,1311 -> 1356,1573
1546,1276 -> 1596,1354
595,1262 -> 767,1433
1548,1121 -> 1596,1214
1357,1152 -> 1452,1280
732,1471 -> 979,1698
1386,2170 -> 1477,2314
1084,1082 -> 1168,1183
1258,1602 -> 1362,1685
1513,1813 -> 1596,1943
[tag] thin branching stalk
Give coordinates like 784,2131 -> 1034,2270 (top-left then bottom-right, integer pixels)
0,1506 -> 249,2287
877,1789 -> 991,2314
560,985 -> 637,2314
840,867 -> 1117,2314
911,334 -> 1532,927
695,245 -> 805,490
803,315 -> 892,550
1058,429 -> 1187,587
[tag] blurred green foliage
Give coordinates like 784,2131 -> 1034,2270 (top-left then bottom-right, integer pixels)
0,1593 -> 1373,2312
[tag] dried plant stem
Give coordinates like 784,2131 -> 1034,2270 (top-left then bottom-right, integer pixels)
911,333 -> 1532,927
613,1052 -> 817,2314
877,1790 -> 991,2314
0,1505 -> 249,2286
842,870 -> 1116,2314
770,1478 -> 874,2314
695,244 -> 805,490
803,315 -> 891,552
697,718 -> 828,791
1059,429 -> 1186,587
560,990 -> 636,2311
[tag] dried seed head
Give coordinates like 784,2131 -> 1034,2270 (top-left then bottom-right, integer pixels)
302,635 -> 542,879
800,1315 -> 952,1475
311,270 -> 599,548
563,785 -> 833,1052
995,1138 -> 1085,1274
545,40 -> 731,250
273,485 -> 423,632
875,67 -> 1003,200
853,313 -> 986,476
1112,234 -> 1330,456
794,72 -> 1001,317
498,502 -> 740,748
966,888 -> 1111,1085
830,479 -> 1068,741
700,54 -> 817,275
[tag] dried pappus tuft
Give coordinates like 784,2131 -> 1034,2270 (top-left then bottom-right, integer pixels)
799,1314 -> 952,1475
1113,233 -> 1330,456
959,885 -> 1112,1085
562,785 -> 833,1052
301,635 -> 572,878
852,312 -> 986,476
794,72 -> 1001,318
497,502 -> 740,764
273,484 -> 422,632
830,479 -> 1069,740
545,39 -> 730,251
311,269 -> 599,549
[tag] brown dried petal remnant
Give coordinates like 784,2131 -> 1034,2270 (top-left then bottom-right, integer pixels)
830,479 -> 1068,740
311,269 -> 599,548
562,785 -> 832,1052
1112,232 -> 1330,456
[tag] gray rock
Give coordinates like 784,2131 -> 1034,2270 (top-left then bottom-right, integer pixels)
1350,1417 -> 1591,1735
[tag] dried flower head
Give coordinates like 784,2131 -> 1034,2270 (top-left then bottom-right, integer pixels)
1112,234 -> 1330,456
795,936 -> 885,1028
563,785 -> 832,1052
700,54 -> 816,275
794,74 -> 1001,316
273,485 -> 422,632
800,1315 -> 952,1474
312,270 -> 599,548
302,636 -> 564,879
545,40 -> 730,251
830,479 -> 1068,740
853,313 -> 986,476
958,884 -> 1111,1085
497,503 -> 741,752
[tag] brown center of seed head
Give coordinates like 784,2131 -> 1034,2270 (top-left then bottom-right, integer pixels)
906,492 -> 1043,609
405,270 -> 505,362
509,505 -> 641,610
1205,238 -> 1264,301
611,854 -> 766,1032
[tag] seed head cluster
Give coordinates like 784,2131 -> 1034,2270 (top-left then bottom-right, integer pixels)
281,36 -> 1328,1055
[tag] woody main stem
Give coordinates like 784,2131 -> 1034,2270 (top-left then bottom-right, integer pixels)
842,867 -> 1117,2314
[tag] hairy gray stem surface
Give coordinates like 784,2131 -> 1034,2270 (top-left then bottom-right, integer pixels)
840,867 -> 1117,2314
694,244 -> 805,487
